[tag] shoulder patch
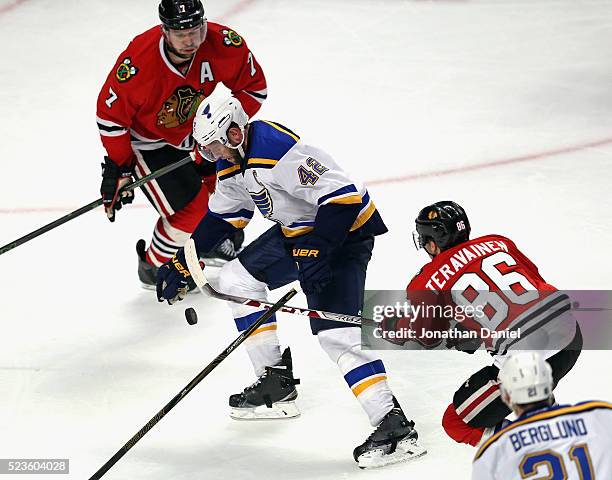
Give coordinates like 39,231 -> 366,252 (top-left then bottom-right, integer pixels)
116,57 -> 138,82
222,29 -> 244,48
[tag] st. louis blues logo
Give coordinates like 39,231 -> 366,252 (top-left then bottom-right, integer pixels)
201,103 -> 212,119
248,171 -> 275,220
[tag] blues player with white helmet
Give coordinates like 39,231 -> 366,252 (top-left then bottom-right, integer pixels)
157,94 -> 427,468
473,352 -> 612,479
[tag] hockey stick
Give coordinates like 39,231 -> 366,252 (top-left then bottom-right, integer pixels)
88,286 -> 299,480
184,238 -> 376,328
0,154 -> 193,257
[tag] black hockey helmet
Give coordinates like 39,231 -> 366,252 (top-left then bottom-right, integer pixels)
413,201 -> 471,251
159,0 -> 205,30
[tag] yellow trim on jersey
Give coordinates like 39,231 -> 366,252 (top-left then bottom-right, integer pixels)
227,219 -> 249,229
281,226 -> 315,237
328,194 -> 363,205
352,375 -> 387,397
247,158 -> 279,166
251,324 -> 277,336
474,401 -> 612,461
350,202 -> 377,232
262,120 -> 300,142
218,164 -> 241,178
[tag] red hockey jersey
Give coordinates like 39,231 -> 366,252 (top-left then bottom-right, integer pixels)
96,23 -> 267,166
399,235 -> 575,354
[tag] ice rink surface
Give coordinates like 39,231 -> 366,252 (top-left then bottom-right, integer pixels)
1,0 -> 611,478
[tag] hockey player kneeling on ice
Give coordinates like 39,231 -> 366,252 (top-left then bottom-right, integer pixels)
382,201 -> 582,448
472,352 -> 612,479
156,94 -> 426,467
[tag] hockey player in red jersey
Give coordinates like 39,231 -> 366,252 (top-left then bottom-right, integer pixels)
96,0 -> 267,288
383,201 -> 582,447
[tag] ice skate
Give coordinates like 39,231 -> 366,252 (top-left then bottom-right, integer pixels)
136,239 -> 158,290
353,398 -> 427,469
229,347 -> 300,420
201,230 -> 244,267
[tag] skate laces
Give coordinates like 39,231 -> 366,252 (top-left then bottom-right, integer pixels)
368,408 -> 410,441
244,368 -> 271,392
218,238 -> 237,258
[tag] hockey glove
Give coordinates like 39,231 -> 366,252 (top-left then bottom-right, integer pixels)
380,316 -> 412,346
290,235 -> 333,295
100,156 -> 134,222
445,323 -> 483,354
156,248 -> 192,305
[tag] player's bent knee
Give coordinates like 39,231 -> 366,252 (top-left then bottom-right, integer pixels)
442,403 -> 485,447
217,258 -> 266,297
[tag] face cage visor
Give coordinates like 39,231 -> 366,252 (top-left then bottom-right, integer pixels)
196,143 -> 218,162
196,126 -> 245,163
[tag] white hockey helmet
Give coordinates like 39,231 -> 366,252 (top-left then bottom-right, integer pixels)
193,94 -> 249,161
498,352 -> 553,406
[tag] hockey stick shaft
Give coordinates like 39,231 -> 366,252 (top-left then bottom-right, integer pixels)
184,239 -> 374,328
88,287 -> 299,480
0,154 -> 193,256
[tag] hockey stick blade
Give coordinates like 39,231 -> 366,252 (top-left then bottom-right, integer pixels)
184,238 -> 373,328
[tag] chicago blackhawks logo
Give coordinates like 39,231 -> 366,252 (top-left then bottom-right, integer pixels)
427,210 -> 438,220
115,57 -> 138,82
157,86 -> 205,128
222,29 -> 243,48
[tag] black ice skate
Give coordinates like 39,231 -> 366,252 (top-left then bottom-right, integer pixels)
201,230 -> 245,267
353,398 -> 427,469
136,239 -> 158,290
229,347 -> 300,420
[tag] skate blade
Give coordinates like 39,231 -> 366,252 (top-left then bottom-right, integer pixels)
230,401 -> 300,420
357,438 -> 427,469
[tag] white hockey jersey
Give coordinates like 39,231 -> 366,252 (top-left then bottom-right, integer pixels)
208,120 -> 381,237
472,401 -> 612,480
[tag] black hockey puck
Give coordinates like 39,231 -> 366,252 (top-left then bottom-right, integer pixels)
185,307 -> 198,325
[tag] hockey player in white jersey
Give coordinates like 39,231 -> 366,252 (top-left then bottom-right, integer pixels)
155,95 -> 426,467
472,352 -> 612,479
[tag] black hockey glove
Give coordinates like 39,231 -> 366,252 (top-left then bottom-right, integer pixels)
156,247 -> 192,305
446,323 -> 483,354
290,235 -> 332,295
100,156 -> 134,222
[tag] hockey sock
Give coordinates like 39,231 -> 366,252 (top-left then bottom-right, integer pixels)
318,327 -> 395,426
217,260 -> 281,376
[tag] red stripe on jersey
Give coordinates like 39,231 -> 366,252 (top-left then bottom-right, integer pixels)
458,384 -> 500,421
134,162 -> 173,218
